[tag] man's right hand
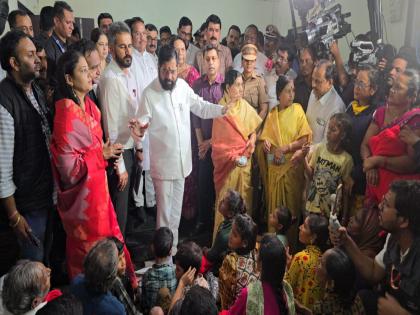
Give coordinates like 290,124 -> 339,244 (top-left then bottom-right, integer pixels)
117,171 -> 129,191
11,214 -> 31,242
129,119 -> 149,139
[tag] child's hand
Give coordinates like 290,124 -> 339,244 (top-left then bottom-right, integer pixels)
180,267 -> 196,287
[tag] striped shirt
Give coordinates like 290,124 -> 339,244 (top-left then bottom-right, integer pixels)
0,105 -> 16,198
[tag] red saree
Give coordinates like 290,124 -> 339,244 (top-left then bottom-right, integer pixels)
366,108 -> 420,204
50,97 -> 137,287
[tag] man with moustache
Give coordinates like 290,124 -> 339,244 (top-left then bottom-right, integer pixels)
128,17 -> 158,224
177,16 -> 200,66
32,38 -> 52,106
223,25 -> 241,59
131,45 -> 231,253
191,45 -> 224,234
232,24 -> 268,76
195,14 -> 232,76
8,9 -> 34,37
294,46 -> 317,112
98,22 -> 141,235
146,23 -> 158,66
0,30 -> 54,270
45,1 -> 74,81
333,180 -> 420,315
97,12 -> 113,34
306,59 -> 345,144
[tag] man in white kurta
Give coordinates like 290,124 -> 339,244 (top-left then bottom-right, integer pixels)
131,47 -> 158,214
136,46 -> 227,253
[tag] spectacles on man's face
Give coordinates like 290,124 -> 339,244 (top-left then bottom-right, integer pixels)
180,30 -> 192,37
354,80 -> 370,89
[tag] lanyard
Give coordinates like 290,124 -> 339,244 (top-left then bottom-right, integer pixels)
52,35 -> 66,54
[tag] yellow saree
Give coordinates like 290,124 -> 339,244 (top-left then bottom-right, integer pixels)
258,103 -> 312,234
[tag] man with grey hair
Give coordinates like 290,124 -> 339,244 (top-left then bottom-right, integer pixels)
70,238 -> 125,315
98,21 -> 143,235
1,260 -> 51,315
306,59 -> 345,144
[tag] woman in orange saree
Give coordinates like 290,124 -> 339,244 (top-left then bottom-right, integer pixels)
212,70 -> 262,237
50,51 -> 137,288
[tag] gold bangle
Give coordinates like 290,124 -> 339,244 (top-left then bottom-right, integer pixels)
10,214 -> 21,228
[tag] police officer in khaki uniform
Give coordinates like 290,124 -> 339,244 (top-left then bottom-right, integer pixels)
241,44 -> 268,119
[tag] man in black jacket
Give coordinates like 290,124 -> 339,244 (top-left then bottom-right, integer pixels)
0,30 -> 54,272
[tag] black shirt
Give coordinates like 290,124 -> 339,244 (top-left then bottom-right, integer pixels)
294,74 -> 312,112
45,32 -> 67,87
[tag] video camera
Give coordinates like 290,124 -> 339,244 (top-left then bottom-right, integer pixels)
288,0 -> 351,59
349,38 -> 396,68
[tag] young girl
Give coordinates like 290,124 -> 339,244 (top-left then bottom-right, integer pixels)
285,213 -> 329,311
202,189 -> 247,276
305,113 -> 354,219
219,214 -> 260,310
221,234 -> 296,315
269,206 -> 293,248
313,247 -> 365,314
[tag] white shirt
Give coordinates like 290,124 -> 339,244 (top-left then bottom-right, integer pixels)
233,51 -> 268,76
138,78 -> 224,180
265,68 -> 298,110
0,69 -> 6,81
98,59 -> 141,173
132,49 -> 158,171
186,43 -> 200,66
306,86 -> 346,144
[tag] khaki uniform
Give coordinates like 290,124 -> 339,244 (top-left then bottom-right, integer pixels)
243,72 -> 268,112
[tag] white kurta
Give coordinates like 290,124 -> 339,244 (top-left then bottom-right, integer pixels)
138,78 -> 224,252
138,78 -> 224,180
98,59 -> 141,173
306,86 -> 346,145
132,49 -> 158,171
131,49 -> 158,207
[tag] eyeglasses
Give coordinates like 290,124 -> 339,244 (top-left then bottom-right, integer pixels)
354,80 -> 370,89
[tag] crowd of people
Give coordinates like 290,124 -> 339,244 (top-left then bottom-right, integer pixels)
0,1 -> 420,314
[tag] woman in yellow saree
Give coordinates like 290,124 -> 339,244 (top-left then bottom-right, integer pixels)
212,70 -> 262,237
258,75 -> 312,248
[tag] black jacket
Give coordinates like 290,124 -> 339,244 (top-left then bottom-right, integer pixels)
0,77 -> 53,218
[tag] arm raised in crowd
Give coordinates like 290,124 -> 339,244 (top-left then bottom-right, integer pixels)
330,41 -> 349,88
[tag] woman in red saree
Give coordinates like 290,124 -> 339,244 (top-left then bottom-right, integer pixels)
212,70 -> 262,237
50,50 -> 137,288
361,70 -> 420,205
